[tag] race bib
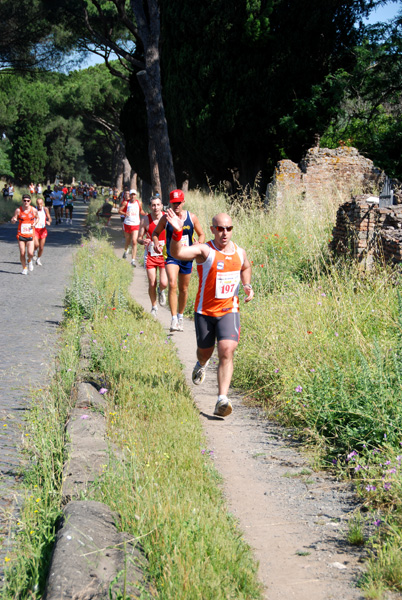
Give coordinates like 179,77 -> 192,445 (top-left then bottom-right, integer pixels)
215,271 -> 240,299
182,235 -> 190,247
150,240 -> 165,256
21,223 -> 33,234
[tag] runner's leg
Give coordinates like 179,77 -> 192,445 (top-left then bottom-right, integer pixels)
166,263 -> 180,317
18,240 -> 27,269
216,339 -> 238,397
147,267 -> 157,306
178,272 -> 191,315
131,229 -> 139,261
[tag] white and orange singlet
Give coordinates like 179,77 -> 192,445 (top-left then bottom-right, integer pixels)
195,241 -> 244,317
17,207 -> 36,240
124,199 -> 141,226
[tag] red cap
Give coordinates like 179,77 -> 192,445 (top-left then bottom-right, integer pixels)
169,189 -> 184,203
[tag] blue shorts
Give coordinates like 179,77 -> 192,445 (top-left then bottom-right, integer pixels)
165,257 -> 193,275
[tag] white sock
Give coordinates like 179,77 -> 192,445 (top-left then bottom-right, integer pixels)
218,395 -> 228,402
177,313 -> 183,319
171,315 -> 178,321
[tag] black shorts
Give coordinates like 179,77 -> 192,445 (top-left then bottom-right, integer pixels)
194,312 -> 240,349
17,235 -> 33,242
45,200 -> 53,207
65,204 -> 73,213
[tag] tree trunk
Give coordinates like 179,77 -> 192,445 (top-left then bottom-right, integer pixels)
132,0 -> 176,204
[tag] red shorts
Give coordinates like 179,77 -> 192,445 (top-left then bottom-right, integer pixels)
124,224 -> 139,233
146,254 -> 165,270
35,227 -> 48,240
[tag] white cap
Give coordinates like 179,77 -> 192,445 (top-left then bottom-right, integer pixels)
129,189 -> 137,195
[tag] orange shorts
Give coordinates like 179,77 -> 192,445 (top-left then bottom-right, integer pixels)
124,224 -> 139,233
35,227 -> 48,240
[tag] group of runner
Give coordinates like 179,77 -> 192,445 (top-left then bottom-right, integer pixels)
119,187 -> 254,418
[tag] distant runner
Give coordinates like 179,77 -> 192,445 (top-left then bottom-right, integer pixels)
11,194 -> 39,275
166,210 -> 253,417
51,185 -> 64,224
64,187 -> 74,225
33,197 -> 52,266
138,195 -> 167,316
152,189 -> 204,332
119,189 -> 146,267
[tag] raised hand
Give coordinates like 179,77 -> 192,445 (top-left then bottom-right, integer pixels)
166,208 -> 182,231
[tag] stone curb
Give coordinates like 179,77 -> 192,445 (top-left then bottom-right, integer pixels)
43,501 -> 144,600
44,382 -> 147,599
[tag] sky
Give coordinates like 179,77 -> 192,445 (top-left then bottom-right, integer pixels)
364,0 -> 401,24
78,1 -> 401,70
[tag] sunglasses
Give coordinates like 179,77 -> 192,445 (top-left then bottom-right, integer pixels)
23,199 -> 31,202
214,225 -> 233,232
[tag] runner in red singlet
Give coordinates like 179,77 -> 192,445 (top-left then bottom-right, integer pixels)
166,210 -> 254,418
119,189 -> 146,267
138,196 -> 168,316
33,197 -> 52,266
11,194 -> 39,275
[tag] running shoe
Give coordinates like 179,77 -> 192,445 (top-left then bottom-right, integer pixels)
28,261 -> 34,272
122,250 -> 127,259
37,258 -> 42,266
213,397 -> 233,417
21,267 -> 28,275
151,306 -> 158,317
177,316 -> 184,331
170,318 -> 180,332
192,360 -> 209,385
131,259 -> 137,267
158,287 -> 166,306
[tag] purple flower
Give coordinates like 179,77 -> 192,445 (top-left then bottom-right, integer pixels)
388,468 -> 396,474
310,369 -> 315,373
384,482 -> 392,491
92,339 -> 97,343
318,302 -> 322,306
347,451 -> 358,461
201,449 -> 206,455
332,458 -> 337,465
385,460 -> 391,466
373,519 -> 381,527
295,385 -> 303,393
365,485 -> 376,492
99,388 -> 108,395
321,293 -> 326,297
81,415 -> 89,420
67,369 -> 72,372
397,455 -> 402,462
355,465 -> 362,472
274,369 -> 279,373
139,331 -> 144,334
334,332 -> 339,337
384,433 -> 387,439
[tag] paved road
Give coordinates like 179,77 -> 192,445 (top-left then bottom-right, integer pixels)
0,203 -> 86,585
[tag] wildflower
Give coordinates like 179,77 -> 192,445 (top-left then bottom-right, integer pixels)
365,485 -> 376,492
274,369 -> 279,373
335,332 -> 339,337
201,449 -> 206,455
67,369 -> 72,372
321,293 -> 326,297
384,482 -> 392,491
92,339 -> 97,343
373,519 -> 381,527
317,302 -> 322,306
332,458 -> 337,465
354,465 -> 361,472
310,369 -> 315,372
81,415 -> 89,420
99,388 -> 107,394
260,264 -> 264,268
139,331 -> 144,334
4,557 -> 10,562
388,468 -> 397,474
397,455 -> 402,462
347,451 -> 358,461
295,385 -> 303,393
307,331 -> 312,334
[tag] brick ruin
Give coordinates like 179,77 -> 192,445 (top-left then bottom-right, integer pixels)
268,145 -> 383,202
269,144 -> 402,268
331,196 -> 402,269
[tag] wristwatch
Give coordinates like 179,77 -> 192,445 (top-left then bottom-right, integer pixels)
243,283 -> 253,289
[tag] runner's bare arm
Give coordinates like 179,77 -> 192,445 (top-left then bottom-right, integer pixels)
139,200 -> 147,217
10,208 -> 20,223
166,209 -> 209,261
118,201 -> 127,216
137,216 -> 149,246
191,214 -> 205,244
240,251 -> 254,302
152,214 -> 167,253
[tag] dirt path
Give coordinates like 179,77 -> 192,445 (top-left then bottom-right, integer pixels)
109,217 -> 366,599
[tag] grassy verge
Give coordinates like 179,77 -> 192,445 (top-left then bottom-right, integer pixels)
3,238 -> 262,599
183,188 -> 402,597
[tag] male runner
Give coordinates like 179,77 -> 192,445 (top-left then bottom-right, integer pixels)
138,196 -> 168,316
152,189 -> 204,332
11,194 -> 39,275
166,210 -> 254,417
51,185 -> 64,224
33,197 -> 52,265
119,189 -> 146,267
